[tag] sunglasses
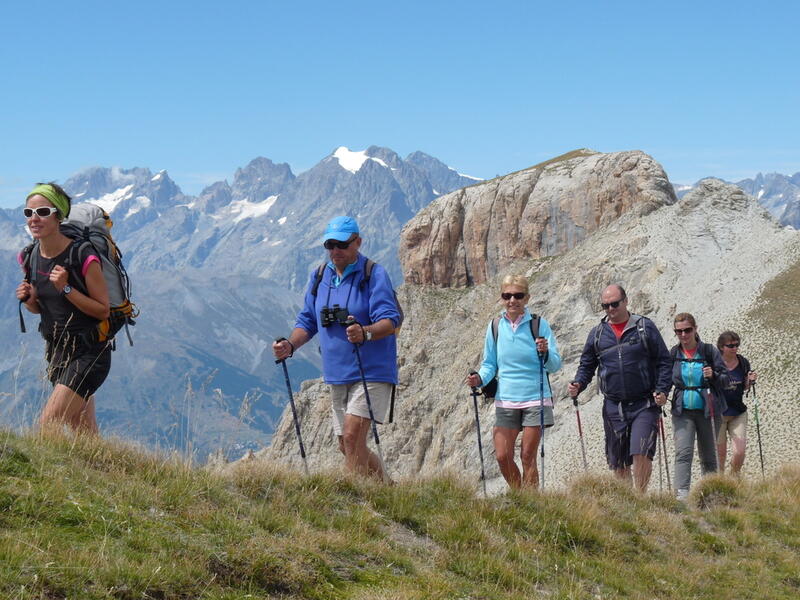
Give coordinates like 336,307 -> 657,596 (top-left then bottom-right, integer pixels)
674,327 -> 695,335
723,343 -> 740,348
323,238 -> 356,250
23,206 -> 58,218
601,299 -> 624,310
501,292 -> 526,300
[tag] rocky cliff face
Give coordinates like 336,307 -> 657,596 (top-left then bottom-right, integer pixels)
399,149 -> 677,287
263,160 -> 800,491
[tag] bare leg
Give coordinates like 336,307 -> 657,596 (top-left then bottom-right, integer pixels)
493,426 -> 521,488
631,454 -> 653,493
729,436 -> 746,474
613,466 -> 632,484
519,426 -> 543,488
39,384 -> 98,435
341,414 -> 385,480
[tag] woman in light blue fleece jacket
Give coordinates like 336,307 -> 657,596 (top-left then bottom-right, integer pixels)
466,275 -> 562,489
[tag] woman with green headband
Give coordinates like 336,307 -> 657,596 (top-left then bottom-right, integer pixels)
16,182 -> 111,435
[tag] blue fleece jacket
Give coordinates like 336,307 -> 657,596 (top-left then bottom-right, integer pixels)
295,254 -> 399,385
477,310 -> 562,403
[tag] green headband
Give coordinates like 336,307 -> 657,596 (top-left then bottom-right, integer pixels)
27,184 -> 70,219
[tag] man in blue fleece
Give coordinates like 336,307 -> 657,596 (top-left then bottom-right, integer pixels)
273,216 -> 400,480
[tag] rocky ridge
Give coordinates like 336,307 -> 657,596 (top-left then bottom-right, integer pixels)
264,159 -> 800,491
400,149 -> 676,287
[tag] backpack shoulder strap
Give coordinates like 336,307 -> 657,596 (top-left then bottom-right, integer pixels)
593,318 -> 606,354
360,258 -> 376,289
635,316 -> 650,355
529,313 -> 540,339
310,264 -> 327,297
491,316 -> 500,344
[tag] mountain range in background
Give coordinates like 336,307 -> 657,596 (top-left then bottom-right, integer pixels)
0,146 -> 479,459
673,171 -> 800,228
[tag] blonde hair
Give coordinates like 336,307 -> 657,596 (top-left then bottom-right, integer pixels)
501,274 -> 529,294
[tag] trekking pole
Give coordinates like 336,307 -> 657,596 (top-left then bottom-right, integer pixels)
659,410 -> 671,491
657,419 -> 663,492
469,371 -> 488,497
570,381 -> 588,471
748,382 -> 765,479
345,319 -> 388,480
274,337 -> 309,475
538,350 -> 546,490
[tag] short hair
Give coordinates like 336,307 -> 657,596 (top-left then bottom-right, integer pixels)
501,274 -> 529,295
717,330 -> 741,350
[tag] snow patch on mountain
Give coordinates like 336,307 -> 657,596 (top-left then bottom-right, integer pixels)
231,195 -> 279,223
333,147 -> 388,173
125,196 -> 152,218
91,184 -> 135,213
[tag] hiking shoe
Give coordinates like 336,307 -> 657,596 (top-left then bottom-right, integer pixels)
676,488 -> 689,501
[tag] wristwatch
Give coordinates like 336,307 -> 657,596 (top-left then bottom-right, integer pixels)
365,328 -> 373,341
63,285 -> 72,295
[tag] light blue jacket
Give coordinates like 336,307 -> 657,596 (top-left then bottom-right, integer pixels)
477,309 -> 562,403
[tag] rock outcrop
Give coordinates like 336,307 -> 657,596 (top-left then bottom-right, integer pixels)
263,157 -> 800,491
399,149 -> 677,287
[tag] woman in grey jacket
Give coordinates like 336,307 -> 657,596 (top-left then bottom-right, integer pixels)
669,313 -> 729,500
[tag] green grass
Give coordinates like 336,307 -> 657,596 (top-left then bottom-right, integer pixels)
1,430 -> 800,599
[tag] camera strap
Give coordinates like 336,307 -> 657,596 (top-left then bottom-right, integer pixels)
324,268 -> 357,314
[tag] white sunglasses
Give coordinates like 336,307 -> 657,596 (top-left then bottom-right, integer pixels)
23,206 -> 59,218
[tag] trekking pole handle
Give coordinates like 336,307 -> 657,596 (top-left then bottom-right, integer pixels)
568,380 -> 580,404
274,336 -> 294,363
468,370 -> 482,395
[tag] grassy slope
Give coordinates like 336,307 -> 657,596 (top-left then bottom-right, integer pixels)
1,431 -> 799,600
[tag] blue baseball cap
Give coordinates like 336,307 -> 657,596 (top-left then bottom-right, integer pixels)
323,216 -> 360,242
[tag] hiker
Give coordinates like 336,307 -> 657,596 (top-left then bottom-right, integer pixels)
15,183 -> 111,434
568,285 -> 671,493
272,216 -> 400,480
716,330 -> 756,475
465,275 -> 562,489
669,313 -> 729,499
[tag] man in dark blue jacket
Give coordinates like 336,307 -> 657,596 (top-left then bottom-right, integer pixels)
273,216 -> 400,481
568,285 -> 672,492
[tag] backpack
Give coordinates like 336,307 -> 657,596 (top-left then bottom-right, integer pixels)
310,258 -> 404,335
481,314 -> 547,399
19,203 -> 138,348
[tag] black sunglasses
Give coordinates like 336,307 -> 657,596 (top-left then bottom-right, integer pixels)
323,238 -> 356,250
674,327 -> 695,335
501,292 -> 526,300
601,299 -> 624,310
723,343 -> 740,348
23,206 -> 58,218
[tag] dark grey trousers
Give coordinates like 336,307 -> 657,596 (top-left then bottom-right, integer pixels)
672,409 -> 721,492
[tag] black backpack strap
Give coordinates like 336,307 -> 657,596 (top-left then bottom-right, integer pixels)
491,316 -> 500,344
310,264 -> 327,297
361,258 -> 375,289
635,316 -> 651,356
18,244 -> 36,333
388,384 -> 396,423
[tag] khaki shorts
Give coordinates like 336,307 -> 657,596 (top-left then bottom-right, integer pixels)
495,405 -> 554,430
330,381 -> 393,436
718,412 -> 748,444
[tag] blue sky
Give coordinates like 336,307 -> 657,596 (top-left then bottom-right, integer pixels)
1,0 -> 797,207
